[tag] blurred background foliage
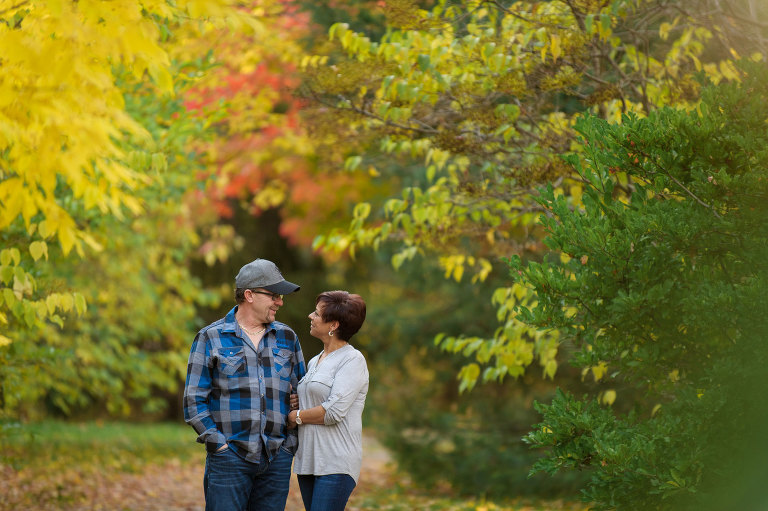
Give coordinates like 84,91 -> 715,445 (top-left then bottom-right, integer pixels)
1,0 -> 767,506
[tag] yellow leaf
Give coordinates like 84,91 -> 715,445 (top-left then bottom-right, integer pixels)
0,334 -> 12,347
46,294 -> 60,315
74,293 -> 87,315
550,34 -> 561,62
459,363 -> 480,383
58,226 -> 77,255
3,289 -> 15,308
9,248 -> 20,266
34,301 -> 49,320
38,220 -> 52,239
570,183 -> 583,205
691,54 -> 702,72
543,359 -> 557,379
453,264 -> 464,282
0,177 -> 24,229
148,63 -> 175,96
80,232 -> 104,252
591,362 -> 607,381
602,389 -> 617,405
60,293 -> 74,312
719,60 -> 741,82
29,241 -> 48,261
659,22 -> 672,41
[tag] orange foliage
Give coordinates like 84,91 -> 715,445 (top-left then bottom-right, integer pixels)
179,0 -> 380,251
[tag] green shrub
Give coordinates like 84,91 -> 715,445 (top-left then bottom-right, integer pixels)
380,387 -> 591,498
517,61 -> 768,510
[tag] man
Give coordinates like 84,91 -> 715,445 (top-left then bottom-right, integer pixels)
184,258 -> 306,511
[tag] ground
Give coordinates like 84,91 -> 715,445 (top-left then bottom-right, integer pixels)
0,434 -> 394,511
1,430 -> 586,511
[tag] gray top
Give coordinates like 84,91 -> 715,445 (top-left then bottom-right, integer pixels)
293,344 -> 369,483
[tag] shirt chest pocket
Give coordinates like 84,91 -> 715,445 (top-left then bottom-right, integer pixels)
216,347 -> 246,376
307,372 -> 335,401
272,348 -> 293,378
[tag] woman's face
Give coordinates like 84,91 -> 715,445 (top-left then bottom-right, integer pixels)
308,303 -> 331,340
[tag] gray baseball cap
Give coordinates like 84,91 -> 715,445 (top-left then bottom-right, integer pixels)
235,259 -> 300,294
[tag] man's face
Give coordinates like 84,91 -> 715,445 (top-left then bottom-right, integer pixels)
247,288 -> 284,324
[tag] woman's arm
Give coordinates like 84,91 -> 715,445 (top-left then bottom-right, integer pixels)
288,405 -> 326,427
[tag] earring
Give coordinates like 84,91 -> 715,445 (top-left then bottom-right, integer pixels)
328,330 -> 334,337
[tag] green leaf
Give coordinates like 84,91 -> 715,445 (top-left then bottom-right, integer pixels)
584,14 -> 594,34
0,266 -> 13,285
417,54 -> 431,71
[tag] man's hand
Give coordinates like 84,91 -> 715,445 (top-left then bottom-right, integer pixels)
215,443 -> 229,453
290,387 -> 299,410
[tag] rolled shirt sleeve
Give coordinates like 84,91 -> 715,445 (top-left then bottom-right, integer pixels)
321,352 -> 368,425
183,334 -> 227,451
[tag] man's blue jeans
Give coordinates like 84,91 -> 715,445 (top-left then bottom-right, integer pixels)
204,446 -> 293,511
297,473 -> 357,511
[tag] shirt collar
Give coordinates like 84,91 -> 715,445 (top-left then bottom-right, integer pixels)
224,305 -> 277,334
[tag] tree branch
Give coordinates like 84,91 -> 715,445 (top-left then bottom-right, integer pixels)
0,0 -> 30,17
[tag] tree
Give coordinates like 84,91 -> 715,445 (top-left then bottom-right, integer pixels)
298,0 -> 765,385
178,0 -> 382,254
0,0 -> 259,345
0,60 -> 225,418
518,61 -> 768,510
0,0 -> 292,419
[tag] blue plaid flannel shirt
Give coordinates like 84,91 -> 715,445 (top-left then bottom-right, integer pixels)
183,306 -> 306,463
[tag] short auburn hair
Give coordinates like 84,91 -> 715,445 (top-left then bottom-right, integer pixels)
317,290 -> 366,342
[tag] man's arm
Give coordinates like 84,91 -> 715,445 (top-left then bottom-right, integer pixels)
183,334 -> 227,451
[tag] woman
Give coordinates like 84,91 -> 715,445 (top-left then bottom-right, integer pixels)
288,290 -> 369,511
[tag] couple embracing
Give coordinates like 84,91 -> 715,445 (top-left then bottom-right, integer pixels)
183,258 -> 369,511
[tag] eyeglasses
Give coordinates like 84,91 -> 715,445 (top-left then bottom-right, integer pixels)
250,290 -> 283,301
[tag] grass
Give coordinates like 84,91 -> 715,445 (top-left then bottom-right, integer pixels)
0,420 -> 205,510
352,491 -> 587,511
348,477 -> 588,511
1,419 -> 202,473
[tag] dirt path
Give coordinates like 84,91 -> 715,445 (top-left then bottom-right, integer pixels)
1,434 -> 394,511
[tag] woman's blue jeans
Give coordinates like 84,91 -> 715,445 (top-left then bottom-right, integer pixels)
297,473 -> 357,511
203,446 -> 293,511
